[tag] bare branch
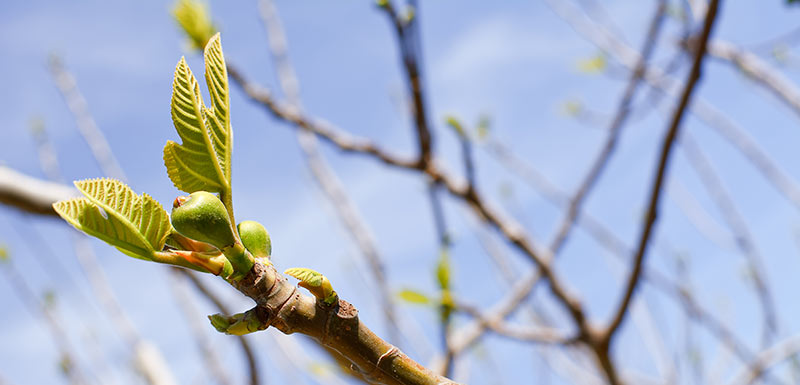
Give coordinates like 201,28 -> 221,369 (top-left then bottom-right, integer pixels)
704,39 -> 800,118
48,55 -> 127,182
729,335 -> 800,385
603,0 -> 721,342
0,166 -> 76,216
549,0 -> 667,254
177,269 -> 261,385
680,133 -> 778,345
257,0 -> 403,346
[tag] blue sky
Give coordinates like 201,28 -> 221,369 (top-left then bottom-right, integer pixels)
1,0 -> 800,384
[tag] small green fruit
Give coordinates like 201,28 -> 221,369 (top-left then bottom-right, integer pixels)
237,220 -> 271,259
171,191 -> 235,249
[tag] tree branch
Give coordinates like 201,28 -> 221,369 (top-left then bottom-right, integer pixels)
0,166 -> 76,216
602,0 -> 721,343
549,0 -> 667,254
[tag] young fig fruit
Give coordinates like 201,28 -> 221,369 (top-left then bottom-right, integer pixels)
237,220 -> 271,259
171,191 -> 236,249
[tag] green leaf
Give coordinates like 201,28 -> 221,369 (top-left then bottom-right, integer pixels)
436,248 -> 451,290
53,179 -> 171,260
577,53 -> 607,74
164,33 -> 231,196
284,267 -> 338,305
397,289 -> 431,305
444,116 -> 466,138
172,0 -> 216,50
284,267 -> 324,287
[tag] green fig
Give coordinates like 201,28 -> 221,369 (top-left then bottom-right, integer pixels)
171,191 -> 236,249
237,220 -> 271,259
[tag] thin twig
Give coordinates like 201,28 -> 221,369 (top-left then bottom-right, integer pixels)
176,269 -> 261,385
48,55 -> 127,182
680,133 -> 778,346
453,301 -> 569,344
548,0 -> 667,255
703,39 -> 800,119
728,334 -> 800,385
545,0 -> 800,211
603,0 -> 721,344
168,270 -> 232,385
0,258 -> 90,385
257,0 -> 403,346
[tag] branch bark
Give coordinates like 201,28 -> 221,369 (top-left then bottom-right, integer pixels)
602,0 -> 721,345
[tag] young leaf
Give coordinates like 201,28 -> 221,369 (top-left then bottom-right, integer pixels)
164,33 -> 231,196
284,267 -> 324,287
53,179 -> 171,260
284,267 -> 338,305
172,0 -> 216,50
397,289 -> 431,305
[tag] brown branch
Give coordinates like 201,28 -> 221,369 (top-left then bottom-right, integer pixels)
257,0 -> 403,347
231,262 -> 459,385
379,0 -> 433,168
227,33 -> 592,371
546,0 -> 800,212
602,0 -> 721,344
549,0 -> 667,254
482,133 -> 761,367
227,65 -> 419,170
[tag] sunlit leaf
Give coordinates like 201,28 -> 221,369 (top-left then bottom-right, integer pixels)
53,179 -> 171,260
436,248 -> 451,290
172,0 -> 216,50
284,267 -> 324,287
445,115 -> 466,138
164,33 -> 231,196
577,53 -> 607,74
284,267 -> 337,304
397,289 -> 431,305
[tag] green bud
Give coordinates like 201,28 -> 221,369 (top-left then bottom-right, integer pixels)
237,220 -> 271,259
171,191 -> 235,249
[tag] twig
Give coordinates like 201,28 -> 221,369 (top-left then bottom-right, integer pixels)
680,133 -> 778,346
548,0 -> 667,255
48,55 -> 127,182
453,301 -> 569,345
257,0 -> 403,346
0,258 -> 90,385
702,39 -> 800,119
227,14 -> 591,370
168,270 -> 232,385
728,335 -> 800,385
176,269 -> 261,385
545,0 -> 800,211
602,0 -> 721,344
446,269 -> 543,355
379,0 -> 433,168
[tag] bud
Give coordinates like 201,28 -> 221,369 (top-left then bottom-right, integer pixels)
237,220 -> 271,259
